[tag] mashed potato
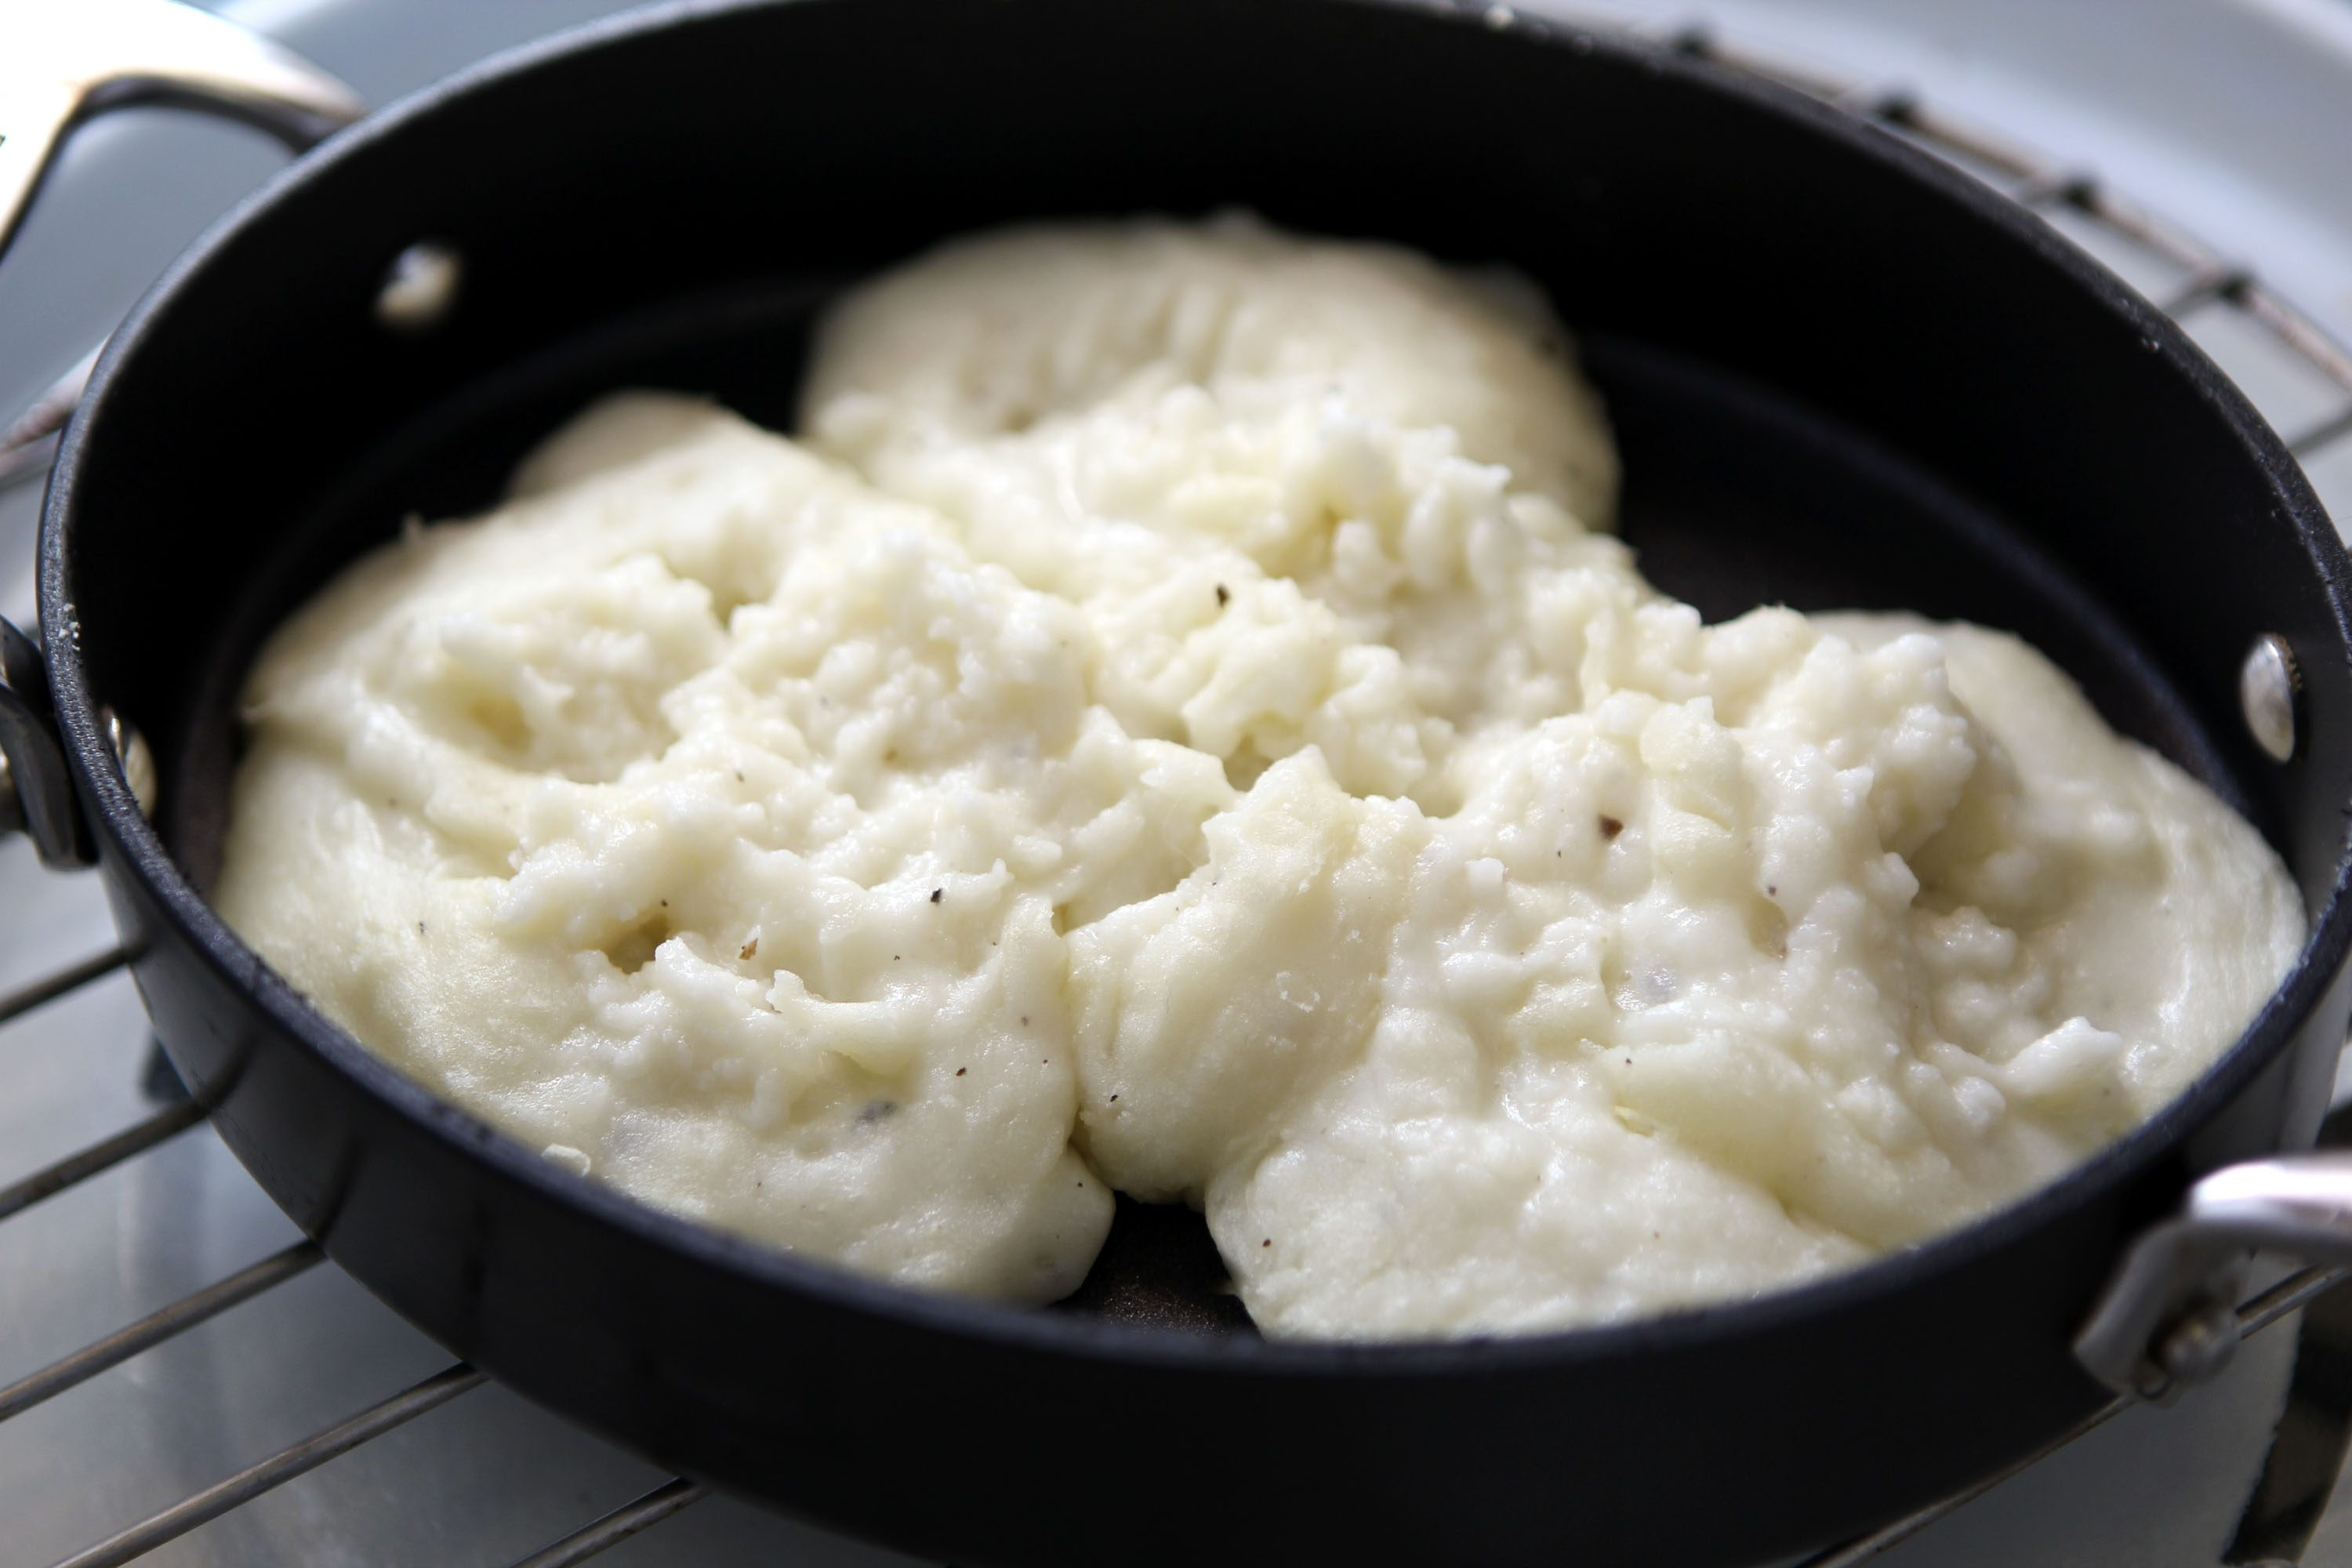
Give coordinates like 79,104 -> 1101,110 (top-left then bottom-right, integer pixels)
216,216 -> 2303,1336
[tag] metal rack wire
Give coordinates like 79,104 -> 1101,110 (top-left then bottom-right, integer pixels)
6,11 -> 2352,1566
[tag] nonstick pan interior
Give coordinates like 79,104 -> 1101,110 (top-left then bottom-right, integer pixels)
158,271 -> 2256,1331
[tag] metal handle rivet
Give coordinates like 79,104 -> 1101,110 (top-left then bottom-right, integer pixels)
2154,1300 -> 2240,1392
0,747 -> 21,839
374,241 -> 463,333
104,706 -> 156,818
2241,633 -> 2299,764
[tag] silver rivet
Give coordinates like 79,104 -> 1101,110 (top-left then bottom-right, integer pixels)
104,706 -> 156,818
0,746 -> 21,839
2155,1300 -> 2241,1391
2240,633 -> 2300,764
373,241 -> 463,332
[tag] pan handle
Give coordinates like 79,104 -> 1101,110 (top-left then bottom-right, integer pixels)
2076,1149 -> 2352,1401
0,0 -> 362,260
0,2 -> 354,861
0,617 -> 89,866
0,612 -> 159,867
0,0 -> 363,489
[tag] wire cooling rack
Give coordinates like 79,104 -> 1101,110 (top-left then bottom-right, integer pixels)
7,8 -> 2352,1565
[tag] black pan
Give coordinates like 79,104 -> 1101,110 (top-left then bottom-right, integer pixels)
5,2 -> 2352,1564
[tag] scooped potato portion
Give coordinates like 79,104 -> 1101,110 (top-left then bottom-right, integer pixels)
219,216 -> 2301,1334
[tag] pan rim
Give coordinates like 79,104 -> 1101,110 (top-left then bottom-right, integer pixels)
37,0 -> 2352,1378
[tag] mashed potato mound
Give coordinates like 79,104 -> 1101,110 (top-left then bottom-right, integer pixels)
216,216 -> 2303,1335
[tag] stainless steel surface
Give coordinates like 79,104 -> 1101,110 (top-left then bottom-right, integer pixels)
48,1364 -> 488,1568
0,349 -> 94,494
0,1241 -> 322,1424
0,1102 -> 206,1225
7,0 -> 2352,1564
0,944 -> 125,1027
2082,1157 -> 2352,1400
506,1480 -> 713,1568
2246,633 -> 2306,764
0,0 -> 358,258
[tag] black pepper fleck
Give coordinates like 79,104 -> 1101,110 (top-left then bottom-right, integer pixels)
1766,884 -> 1778,896
1261,1239 -> 1272,1247
931,887 -> 944,904
956,1067 -> 967,1076
417,921 -> 426,935
1215,583 -> 1230,606
740,936 -> 759,960
1599,815 -> 1624,840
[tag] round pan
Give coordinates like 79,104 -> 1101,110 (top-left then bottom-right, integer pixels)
12,1 -> 2352,1563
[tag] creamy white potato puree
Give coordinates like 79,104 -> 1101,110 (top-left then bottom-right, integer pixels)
217,216 -> 2303,1336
